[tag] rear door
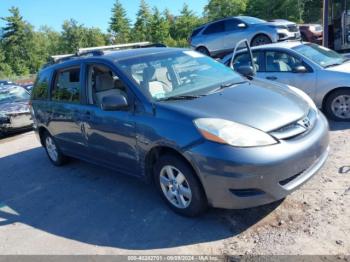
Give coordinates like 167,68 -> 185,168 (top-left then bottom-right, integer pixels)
48,65 -> 88,157
258,50 -> 317,98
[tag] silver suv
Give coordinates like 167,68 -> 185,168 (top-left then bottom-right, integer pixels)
189,16 -> 300,58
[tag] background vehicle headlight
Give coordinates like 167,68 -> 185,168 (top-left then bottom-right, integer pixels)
287,85 -> 318,112
194,118 -> 277,147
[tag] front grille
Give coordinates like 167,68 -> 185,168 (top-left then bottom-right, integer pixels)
270,109 -> 317,140
288,25 -> 299,32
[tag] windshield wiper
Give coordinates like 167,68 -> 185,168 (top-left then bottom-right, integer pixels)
158,95 -> 202,101
207,81 -> 247,95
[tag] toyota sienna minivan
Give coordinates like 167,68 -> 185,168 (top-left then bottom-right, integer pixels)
30,45 -> 329,216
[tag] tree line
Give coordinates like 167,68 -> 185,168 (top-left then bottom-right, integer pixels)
0,0 -> 322,78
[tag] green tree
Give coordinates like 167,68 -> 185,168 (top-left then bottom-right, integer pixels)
132,0 -> 152,41
149,7 -> 170,43
204,0 -> 248,21
247,0 -> 304,22
302,0 -> 322,23
1,7 -> 33,75
172,4 -> 201,41
109,0 -> 131,43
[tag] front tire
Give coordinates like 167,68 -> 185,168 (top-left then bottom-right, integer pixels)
43,132 -> 68,166
154,154 -> 207,217
251,34 -> 272,46
324,89 -> 350,121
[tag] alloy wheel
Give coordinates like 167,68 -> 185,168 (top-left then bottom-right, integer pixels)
331,94 -> 350,119
159,165 -> 192,209
45,136 -> 58,162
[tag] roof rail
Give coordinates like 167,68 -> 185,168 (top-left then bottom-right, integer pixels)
48,42 -> 166,66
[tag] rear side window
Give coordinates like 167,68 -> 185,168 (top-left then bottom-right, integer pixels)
51,67 -> 81,103
32,71 -> 50,100
203,21 -> 225,35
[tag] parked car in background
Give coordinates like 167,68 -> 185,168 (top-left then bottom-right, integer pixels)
189,16 -> 300,58
0,80 -> 14,86
221,41 -> 350,121
30,44 -> 329,216
21,84 -> 34,93
0,85 -> 33,136
299,24 -> 323,44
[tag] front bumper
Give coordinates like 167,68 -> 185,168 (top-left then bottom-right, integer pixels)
185,113 -> 329,209
278,30 -> 301,41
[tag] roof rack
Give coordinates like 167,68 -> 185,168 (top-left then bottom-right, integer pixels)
48,42 -> 166,65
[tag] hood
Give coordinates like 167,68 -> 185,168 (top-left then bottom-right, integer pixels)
0,101 -> 30,115
266,21 -> 296,27
158,81 -> 309,132
326,61 -> 350,73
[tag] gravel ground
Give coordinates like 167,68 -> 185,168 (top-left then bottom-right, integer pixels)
0,121 -> 349,255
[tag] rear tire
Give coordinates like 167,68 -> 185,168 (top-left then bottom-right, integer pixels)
251,34 -> 272,46
196,46 -> 210,56
324,89 -> 350,121
43,132 -> 68,166
154,154 -> 207,217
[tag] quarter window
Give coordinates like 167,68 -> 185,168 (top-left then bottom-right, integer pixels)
32,71 -> 50,100
52,67 -> 81,103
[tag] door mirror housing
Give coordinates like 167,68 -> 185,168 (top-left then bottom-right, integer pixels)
101,94 -> 128,111
293,65 -> 308,73
238,23 -> 247,29
236,65 -> 256,78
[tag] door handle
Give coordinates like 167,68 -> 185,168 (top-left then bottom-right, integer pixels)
266,76 -> 277,80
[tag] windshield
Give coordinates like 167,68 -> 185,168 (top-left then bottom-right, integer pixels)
239,16 -> 266,24
0,86 -> 29,104
293,43 -> 346,68
117,50 -> 243,101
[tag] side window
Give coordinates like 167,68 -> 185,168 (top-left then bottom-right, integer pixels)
232,51 -> 263,72
224,19 -> 240,32
52,67 -> 81,103
265,51 -> 303,72
32,71 -> 50,100
87,64 -> 128,107
191,27 -> 204,37
203,21 -> 225,35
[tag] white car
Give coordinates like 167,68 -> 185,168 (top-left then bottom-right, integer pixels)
222,41 -> 350,121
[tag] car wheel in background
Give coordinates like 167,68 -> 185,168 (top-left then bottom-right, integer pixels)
44,132 -> 68,166
251,34 -> 272,46
154,154 -> 207,217
324,89 -> 350,121
196,46 -> 210,56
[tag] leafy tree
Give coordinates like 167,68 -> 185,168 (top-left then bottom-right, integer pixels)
204,0 -> 248,21
302,0 -> 322,23
1,7 -> 33,75
132,0 -> 152,41
109,0 -> 131,43
150,7 -> 170,43
172,4 -> 201,41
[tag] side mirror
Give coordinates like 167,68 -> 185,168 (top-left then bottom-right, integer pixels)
238,23 -> 247,29
236,65 -> 255,78
293,65 -> 308,73
101,94 -> 128,111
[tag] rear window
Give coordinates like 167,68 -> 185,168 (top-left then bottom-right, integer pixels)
191,27 -> 204,37
32,71 -> 50,100
51,67 -> 81,103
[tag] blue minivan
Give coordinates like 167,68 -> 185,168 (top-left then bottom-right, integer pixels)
30,45 -> 329,216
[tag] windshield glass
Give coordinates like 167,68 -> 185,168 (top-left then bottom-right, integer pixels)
0,86 -> 29,104
239,16 -> 266,24
117,50 -> 243,101
293,43 -> 346,68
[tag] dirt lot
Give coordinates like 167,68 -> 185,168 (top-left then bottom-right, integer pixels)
0,121 -> 349,255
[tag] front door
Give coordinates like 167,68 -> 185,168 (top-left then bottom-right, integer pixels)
258,50 -> 317,99
82,63 -> 140,176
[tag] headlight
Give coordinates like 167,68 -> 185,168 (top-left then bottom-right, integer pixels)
194,118 -> 277,147
287,85 -> 318,112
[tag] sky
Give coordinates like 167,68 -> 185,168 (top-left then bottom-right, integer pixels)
0,0 -> 207,32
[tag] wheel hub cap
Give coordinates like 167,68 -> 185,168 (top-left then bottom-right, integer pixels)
331,95 -> 350,119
